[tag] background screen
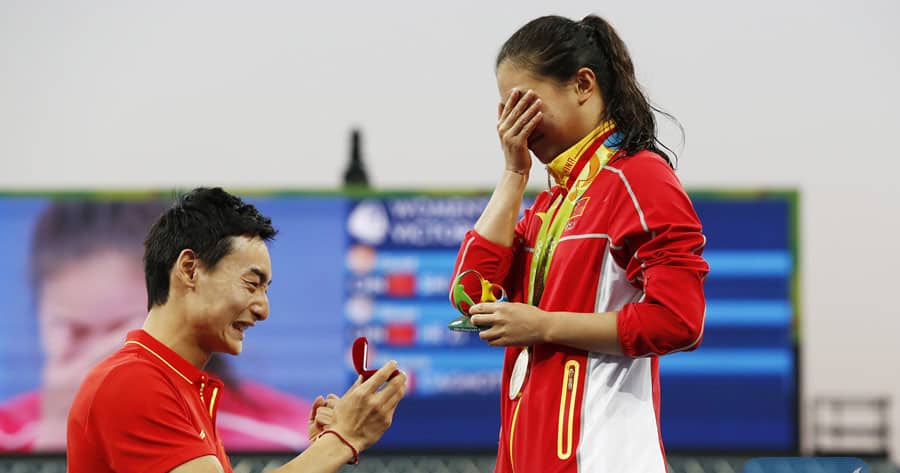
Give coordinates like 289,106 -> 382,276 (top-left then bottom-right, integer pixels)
0,191 -> 797,452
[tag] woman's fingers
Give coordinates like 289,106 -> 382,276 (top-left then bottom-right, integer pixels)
478,325 -> 503,342
519,109 -> 544,140
502,91 -> 535,131
498,89 -> 521,122
508,98 -> 542,137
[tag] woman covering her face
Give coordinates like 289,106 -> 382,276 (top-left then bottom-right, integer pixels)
453,15 -> 709,473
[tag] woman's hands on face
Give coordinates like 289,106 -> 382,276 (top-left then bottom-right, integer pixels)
497,89 -> 543,176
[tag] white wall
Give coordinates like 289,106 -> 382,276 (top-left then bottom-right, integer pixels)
2,0 -> 899,459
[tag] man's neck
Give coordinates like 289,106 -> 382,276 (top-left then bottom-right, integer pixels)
143,306 -> 211,369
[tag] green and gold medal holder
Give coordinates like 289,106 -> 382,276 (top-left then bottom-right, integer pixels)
448,270 -> 508,332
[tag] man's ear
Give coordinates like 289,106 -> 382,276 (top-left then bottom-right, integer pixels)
173,249 -> 200,290
574,67 -> 599,105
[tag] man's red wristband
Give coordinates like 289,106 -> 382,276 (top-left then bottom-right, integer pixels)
317,429 -> 359,465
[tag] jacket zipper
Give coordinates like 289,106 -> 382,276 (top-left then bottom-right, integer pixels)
557,360 -> 580,460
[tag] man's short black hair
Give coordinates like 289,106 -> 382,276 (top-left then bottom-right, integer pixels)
144,187 -> 277,310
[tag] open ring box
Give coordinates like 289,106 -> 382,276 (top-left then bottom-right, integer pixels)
352,337 -> 401,381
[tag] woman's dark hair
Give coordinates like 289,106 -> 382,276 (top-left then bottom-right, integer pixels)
497,15 -> 680,166
143,187 -> 277,310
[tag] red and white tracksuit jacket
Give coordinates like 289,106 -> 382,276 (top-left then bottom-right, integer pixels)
453,150 -> 708,473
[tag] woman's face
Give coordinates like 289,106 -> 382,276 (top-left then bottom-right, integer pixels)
496,61 -> 601,163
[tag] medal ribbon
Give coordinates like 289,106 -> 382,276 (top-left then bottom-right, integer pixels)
527,122 -> 621,306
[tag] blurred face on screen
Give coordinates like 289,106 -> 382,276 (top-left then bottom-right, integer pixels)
182,236 -> 272,357
36,250 -> 147,449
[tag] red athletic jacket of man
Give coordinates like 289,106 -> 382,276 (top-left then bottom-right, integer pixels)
67,330 -> 235,473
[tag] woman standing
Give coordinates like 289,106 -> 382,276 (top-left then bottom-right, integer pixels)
452,15 -> 709,472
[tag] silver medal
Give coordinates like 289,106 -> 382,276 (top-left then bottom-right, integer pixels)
508,349 -> 530,400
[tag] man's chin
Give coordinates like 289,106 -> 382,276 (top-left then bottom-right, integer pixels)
218,335 -> 243,356
224,340 -> 243,356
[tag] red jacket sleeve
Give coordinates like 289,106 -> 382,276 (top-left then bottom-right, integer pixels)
450,199 -> 540,305
89,363 -> 216,473
606,154 -> 709,357
451,230 -> 515,292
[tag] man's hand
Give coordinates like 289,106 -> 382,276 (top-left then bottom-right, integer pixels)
328,361 -> 407,452
306,394 -> 339,443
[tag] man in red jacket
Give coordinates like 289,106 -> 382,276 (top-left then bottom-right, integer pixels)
67,188 -> 406,473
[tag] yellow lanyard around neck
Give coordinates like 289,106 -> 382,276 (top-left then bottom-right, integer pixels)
527,122 -> 619,306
